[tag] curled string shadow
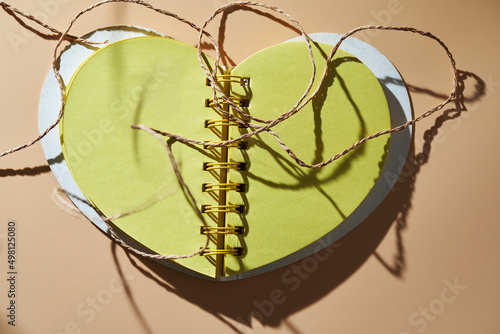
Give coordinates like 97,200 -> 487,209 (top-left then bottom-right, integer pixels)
373,70 -> 485,276
0,165 -> 51,177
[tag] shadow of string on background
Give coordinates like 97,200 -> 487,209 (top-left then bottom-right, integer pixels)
373,70 -> 485,277
0,1 -> 486,332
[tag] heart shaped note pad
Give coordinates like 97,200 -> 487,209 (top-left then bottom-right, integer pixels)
46,30 -> 405,280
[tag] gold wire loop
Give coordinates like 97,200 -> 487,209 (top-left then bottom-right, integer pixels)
205,97 -> 250,108
204,119 -> 242,129
200,226 -> 244,235
201,204 -> 245,214
200,247 -> 244,257
202,183 -> 246,192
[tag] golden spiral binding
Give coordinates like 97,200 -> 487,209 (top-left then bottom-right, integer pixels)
203,162 -> 246,171
202,183 -> 246,193
201,204 -> 245,214
200,247 -> 244,257
204,119 -> 242,129
201,73 -> 249,269
200,226 -> 244,235
205,96 -> 249,108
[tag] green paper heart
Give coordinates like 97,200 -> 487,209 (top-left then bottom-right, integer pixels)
61,36 -> 390,279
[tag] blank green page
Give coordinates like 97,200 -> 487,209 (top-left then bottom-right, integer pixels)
61,36 -> 390,278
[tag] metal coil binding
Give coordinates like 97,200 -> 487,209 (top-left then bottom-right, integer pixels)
200,226 -> 245,235
200,72 -> 249,271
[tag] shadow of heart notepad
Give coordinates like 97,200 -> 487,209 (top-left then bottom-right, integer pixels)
60,36 -> 390,279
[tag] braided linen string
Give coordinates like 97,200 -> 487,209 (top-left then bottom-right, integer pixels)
0,1 -> 460,260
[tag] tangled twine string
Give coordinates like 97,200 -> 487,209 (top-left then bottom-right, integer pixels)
0,0 -> 459,260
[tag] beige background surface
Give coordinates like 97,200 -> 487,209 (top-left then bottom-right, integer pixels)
0,0 -> 499,333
